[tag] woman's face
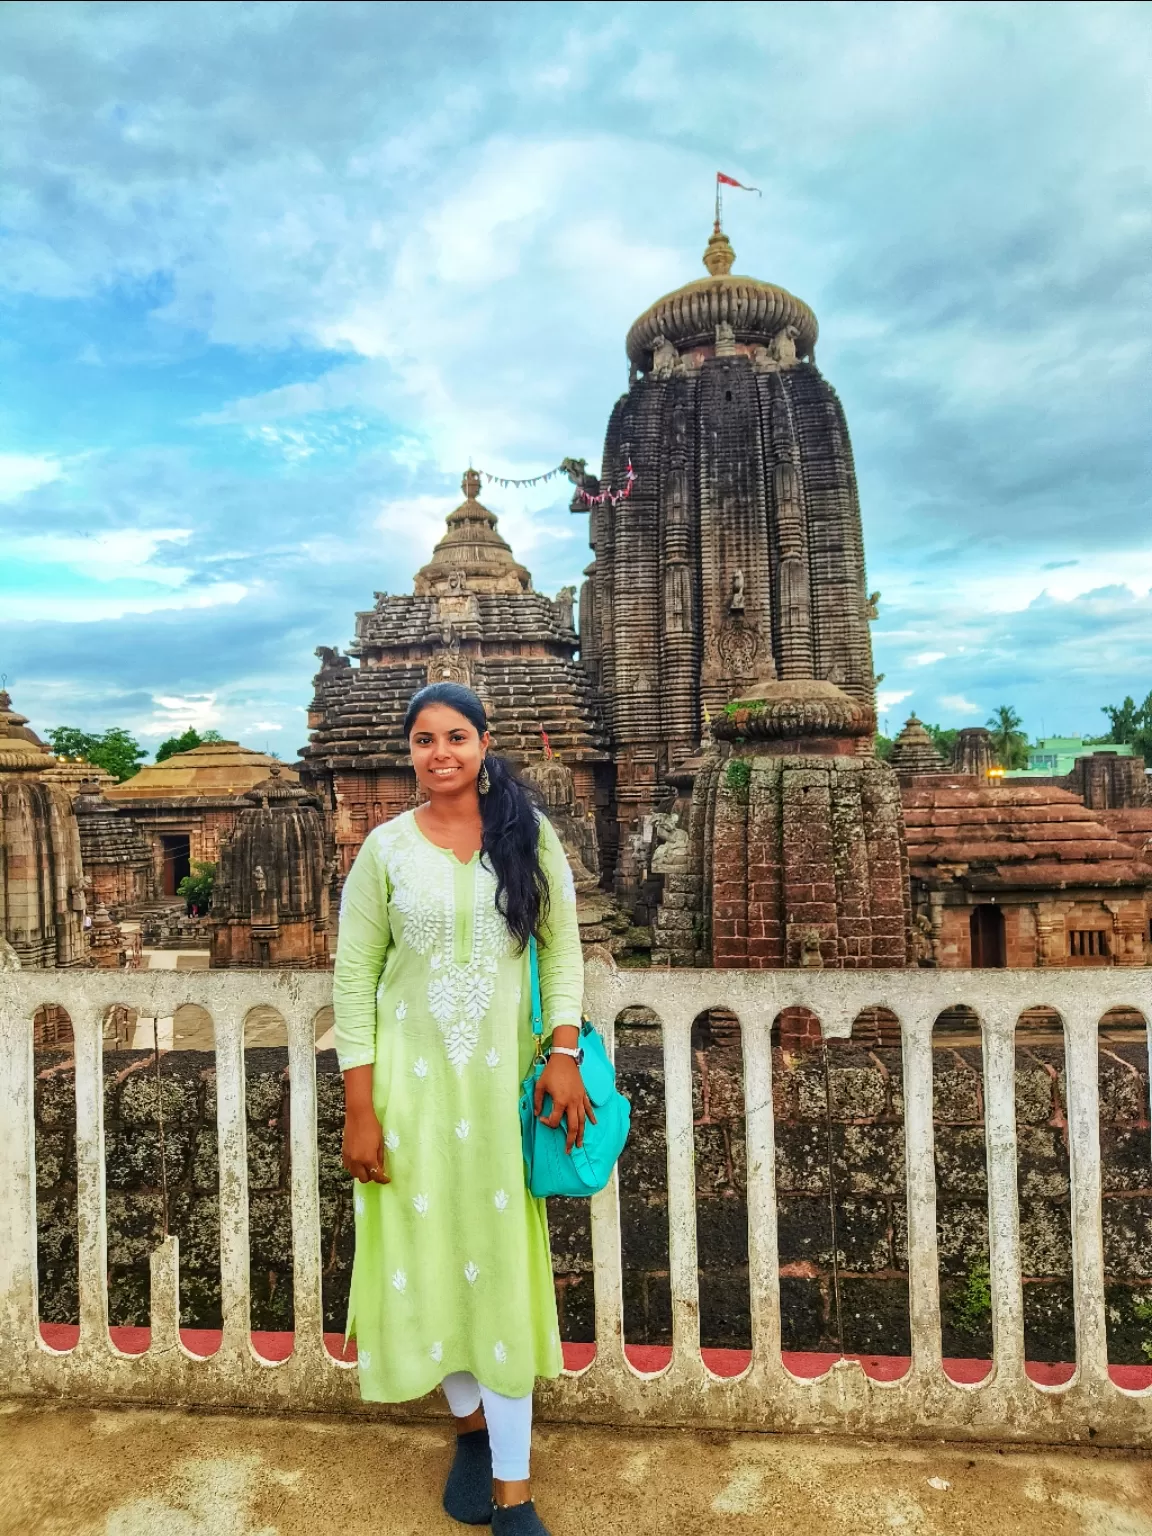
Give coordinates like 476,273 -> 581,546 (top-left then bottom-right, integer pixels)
409,703 -> 489,802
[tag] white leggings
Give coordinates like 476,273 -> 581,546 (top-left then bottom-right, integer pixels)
441,1371 -> 533,1482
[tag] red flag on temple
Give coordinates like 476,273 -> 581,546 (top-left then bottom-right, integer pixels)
540,728 -> 554,759
717,172 -> 761,194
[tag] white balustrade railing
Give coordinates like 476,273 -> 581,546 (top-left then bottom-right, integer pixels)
2,966 -> 1151,1445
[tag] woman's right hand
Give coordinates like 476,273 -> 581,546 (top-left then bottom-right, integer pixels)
343,1108 -> 389,1184
341,1065 -> 389,1184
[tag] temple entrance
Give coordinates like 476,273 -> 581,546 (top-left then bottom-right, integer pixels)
160,834 -> 191,896
969,904 -> 1006,968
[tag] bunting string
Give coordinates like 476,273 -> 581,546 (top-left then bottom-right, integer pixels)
475,463 -> 569,489
576,460 -> 636,507
472,457 -> 637,507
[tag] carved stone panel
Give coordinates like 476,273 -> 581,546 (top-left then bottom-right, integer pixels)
716,619 -> 760,677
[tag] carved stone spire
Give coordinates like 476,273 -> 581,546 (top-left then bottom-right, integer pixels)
413,469 -> 532,596
890,716 -> 946,777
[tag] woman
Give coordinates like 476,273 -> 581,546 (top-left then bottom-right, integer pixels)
333,682 -> 589,1534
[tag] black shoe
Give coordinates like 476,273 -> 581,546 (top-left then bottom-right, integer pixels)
491,1501 -> 549,1535
443,1428 -> 494,1525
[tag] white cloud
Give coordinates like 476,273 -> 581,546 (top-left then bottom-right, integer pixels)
373,493 -> 454,552
13,527 -> 193,586
137,693 -> 221,739
2,581 -> 248,624
910,651 -> 946,666
0,452 -> 62,501
877,689 -> 912,715
246,720 -> 282,732
938,694 -> 982,717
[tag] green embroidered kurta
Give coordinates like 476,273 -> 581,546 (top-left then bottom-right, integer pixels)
332,808 -> 583,1402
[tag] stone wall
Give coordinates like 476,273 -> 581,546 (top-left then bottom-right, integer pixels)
31,1024 -> 1152,1361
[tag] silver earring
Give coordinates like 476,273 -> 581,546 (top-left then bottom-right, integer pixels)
478,763 -> 490,795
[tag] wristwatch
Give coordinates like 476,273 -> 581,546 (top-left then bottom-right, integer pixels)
549,1044 -> 584,1064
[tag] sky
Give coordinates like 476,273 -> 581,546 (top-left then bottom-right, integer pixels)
1,0 -> 1149,757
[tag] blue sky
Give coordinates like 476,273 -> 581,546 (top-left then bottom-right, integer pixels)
1,0 -> 1149,756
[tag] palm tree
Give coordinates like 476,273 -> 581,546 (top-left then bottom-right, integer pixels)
987,705 -> 1028,769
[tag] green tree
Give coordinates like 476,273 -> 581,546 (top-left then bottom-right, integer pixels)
46,725 -> 147,781
1099,691 -> 1152,759
155,727 -> 222,763
177,861 -> 215,915
924,724 -> 959,764
874,732 -> 894,761
986,705 -> 1029,769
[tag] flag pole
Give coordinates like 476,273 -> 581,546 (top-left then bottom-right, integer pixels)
714,173 -> 722,231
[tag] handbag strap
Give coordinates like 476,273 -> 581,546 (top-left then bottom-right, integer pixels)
528,935 -> 544,1060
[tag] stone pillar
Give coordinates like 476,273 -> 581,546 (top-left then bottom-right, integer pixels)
953,728 -> 995,778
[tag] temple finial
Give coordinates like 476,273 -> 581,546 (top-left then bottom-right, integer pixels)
461,468 -> 482,501
703,225 -> 735,278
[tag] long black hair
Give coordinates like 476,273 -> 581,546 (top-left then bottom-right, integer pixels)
403,682 -> 549,951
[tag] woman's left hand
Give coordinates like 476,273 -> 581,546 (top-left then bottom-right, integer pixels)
535,1053 -> 597,1154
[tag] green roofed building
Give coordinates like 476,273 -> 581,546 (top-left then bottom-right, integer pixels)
1005,737 -> 1136,780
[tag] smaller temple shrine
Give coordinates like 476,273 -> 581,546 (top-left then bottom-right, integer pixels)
211,767 -> 329,968
653,679 -> 912,969
104,740 -> 301,897
73,779 -> 153,915
889,716 -> 945,779
302,469 -> 609,882
904,775 -> 1152,968
0,690 -> 87,968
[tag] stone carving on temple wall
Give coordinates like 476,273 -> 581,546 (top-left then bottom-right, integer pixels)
775,461 -> 812,668
728,568 -> 746,615
664,564 -> 693,633
667,467 -> 689,525
428,629 -> 472,687
1035,905 -> 1065,967
799,930 -> 824,968
912,911 -> 937,966
315,646 -> 350,671
0,935 -> 19,970
750,344 -> 777,373
651,334 -> 684,379
650,810 -> 689,876
866,591 -> 881,621
714,321 -> 737,356
447,567 -> 469,593
554,585 -> 576,630
716,619 -> 760,676
771,325 -> 800,367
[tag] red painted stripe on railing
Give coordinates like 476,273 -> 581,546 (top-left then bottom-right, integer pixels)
35,1325 -> 1137,1387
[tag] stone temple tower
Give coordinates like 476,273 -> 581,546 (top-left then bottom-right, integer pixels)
576,224 -> 880,903
576,225 -> 911,967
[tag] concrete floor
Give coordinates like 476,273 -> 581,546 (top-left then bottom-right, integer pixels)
2,1406 -> 1152,1536
4,1403 -> 1152,1536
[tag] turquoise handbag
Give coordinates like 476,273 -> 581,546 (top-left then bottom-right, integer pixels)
518,936 -> 631,1199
